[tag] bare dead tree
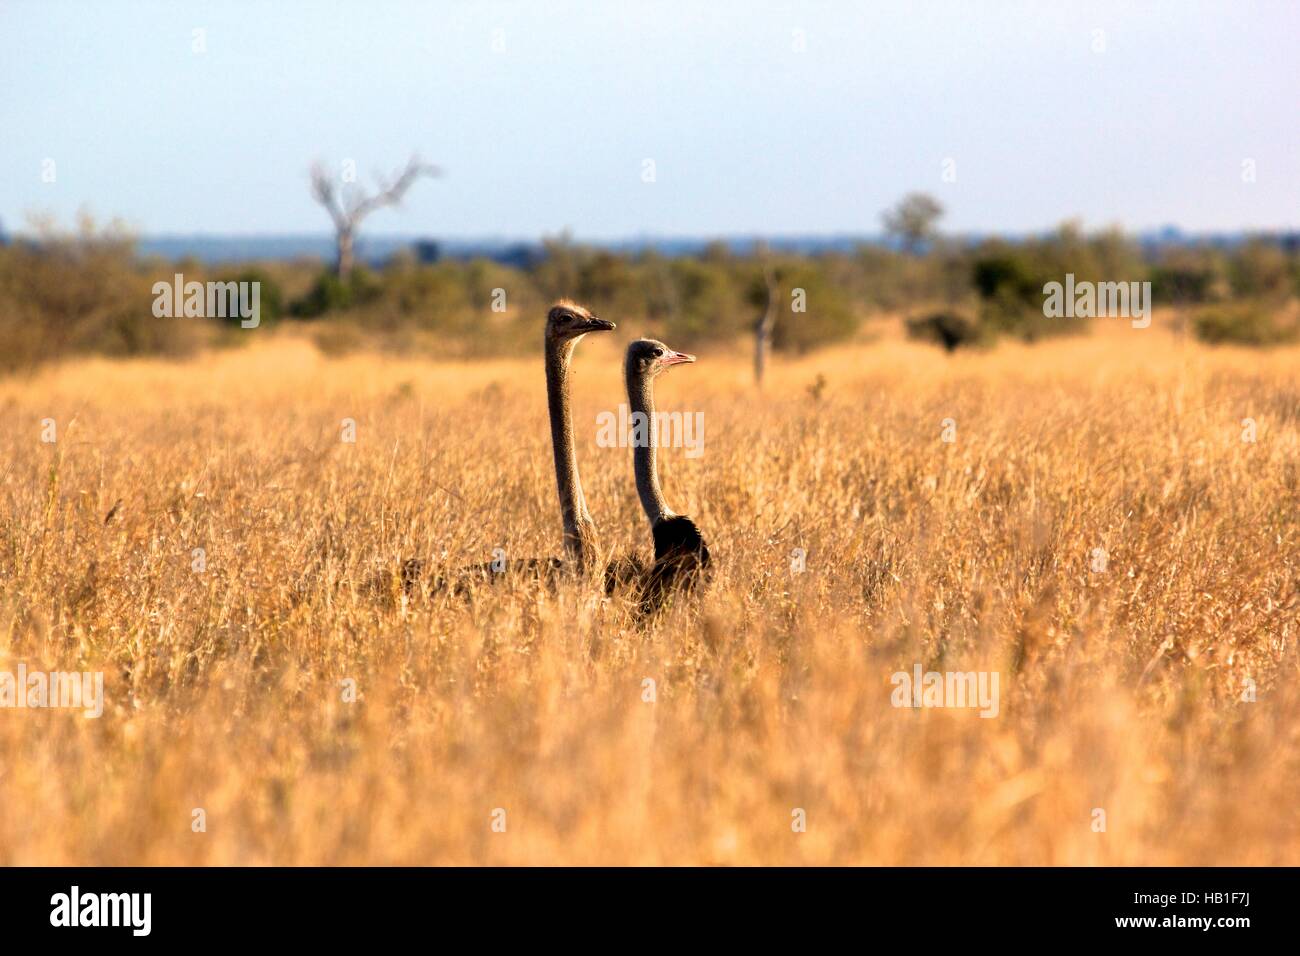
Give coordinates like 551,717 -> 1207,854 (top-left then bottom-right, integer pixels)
753,242 -> 779,387
310,155 -> 440,279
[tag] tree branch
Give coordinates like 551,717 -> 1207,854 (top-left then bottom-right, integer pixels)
309,161 -> 349,232
346,156 -> 442,225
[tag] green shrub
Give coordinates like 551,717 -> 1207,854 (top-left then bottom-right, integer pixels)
1228,241 -> 1292,299
661,258 -> 747,344
767,262 -> 857,353
0,224 -> 202,371
1192,301 -> 1299,346
7,221 -> 1297,371
290,267 -> 381,318
1150,262 -> 1223,304
972,245 -> 1088,343
905,310 -> 988,351
973,254 -> 1040,302
212,268 -> 283,327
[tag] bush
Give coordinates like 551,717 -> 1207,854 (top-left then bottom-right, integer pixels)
979,294 -> 1081,343
7,222 -> 1297,372
289,267 -> 382,318
767,262 -> 857,353
973,254 -> 1040,302
905,310 -> 988,351
1191,301 -> 1300,346
212,268 -> 283,327
385,262 -> 471,328
0,221 -> 202,371
1228,241 -> 1292,299
971,242 -> 1092,343
661,258 -> 747,344
1149,251 -> 1226,304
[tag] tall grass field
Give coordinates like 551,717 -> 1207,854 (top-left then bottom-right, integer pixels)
0,318 -> 1296,864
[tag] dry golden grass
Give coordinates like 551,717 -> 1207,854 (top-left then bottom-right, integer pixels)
0,318 -> 1297,865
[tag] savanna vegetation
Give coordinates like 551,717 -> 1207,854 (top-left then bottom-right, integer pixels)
1,201 -> 1297,865
0,323 -> 1295,864
2,202 -> 1298,373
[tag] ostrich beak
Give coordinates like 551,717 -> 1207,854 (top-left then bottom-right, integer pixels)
661,350 -> 696,367
582,317 -> 616,332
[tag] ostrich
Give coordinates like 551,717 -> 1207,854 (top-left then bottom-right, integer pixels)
544,300 -> 616,570
606,339 -> 711,612
400,301 -> 615,595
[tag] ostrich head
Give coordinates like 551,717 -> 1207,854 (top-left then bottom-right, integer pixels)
546,300 -> 616,341
626,338 -> 696,379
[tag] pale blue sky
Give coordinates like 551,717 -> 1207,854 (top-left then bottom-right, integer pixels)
2,0 -> 1296,238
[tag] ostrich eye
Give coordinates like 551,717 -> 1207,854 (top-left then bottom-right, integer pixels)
653,348 -> 664,358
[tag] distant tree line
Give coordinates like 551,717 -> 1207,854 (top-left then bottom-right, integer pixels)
1,207 -> 1297,371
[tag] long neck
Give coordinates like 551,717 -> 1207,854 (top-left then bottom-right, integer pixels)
626,360 -> 673,525
546,335 -> 597,566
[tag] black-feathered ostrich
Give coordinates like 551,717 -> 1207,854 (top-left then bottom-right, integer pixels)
605,339 -> 711,612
